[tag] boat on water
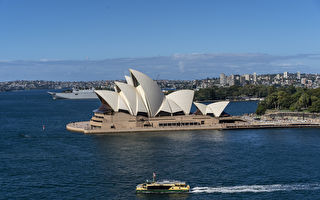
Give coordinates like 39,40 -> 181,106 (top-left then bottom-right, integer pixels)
48,88 -> 98,100
136,173 -> 190,193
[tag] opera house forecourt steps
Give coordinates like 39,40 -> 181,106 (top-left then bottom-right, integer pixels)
66,69 -> 320,134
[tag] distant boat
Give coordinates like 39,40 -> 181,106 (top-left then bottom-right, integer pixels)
48,88 -> 98,100
136,173 -> 190,193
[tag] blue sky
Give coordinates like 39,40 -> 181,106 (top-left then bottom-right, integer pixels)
0,0 -> 320,80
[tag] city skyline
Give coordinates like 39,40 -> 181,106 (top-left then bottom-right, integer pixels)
1,53 -> 320,81
2,70 -> 319,92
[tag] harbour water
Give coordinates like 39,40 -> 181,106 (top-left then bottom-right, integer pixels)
1,90 -> 320,199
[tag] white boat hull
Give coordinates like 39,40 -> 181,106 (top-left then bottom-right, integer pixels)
48,90 -> 98,99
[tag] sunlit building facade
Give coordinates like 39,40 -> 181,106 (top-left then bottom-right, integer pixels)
89,69 -> 233,131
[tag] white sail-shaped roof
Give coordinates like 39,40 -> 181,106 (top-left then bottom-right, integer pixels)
115,81 -> 148,116
125,75 -> 134,86
95,90 -> 119,111
136,85 -> 148,113
194,101 -> 229,117
166,90 -> 194,115
194,102 -> 207,115
167,99 -> 183,113
156,97 -> 184,115
156,98 -> 172,114
207,101 -> 229,117
118,95 -> 130,112
115,81 -> 137,115
136,92 -> 148,114
95,69 -> 197,117
129,69 -> 164,117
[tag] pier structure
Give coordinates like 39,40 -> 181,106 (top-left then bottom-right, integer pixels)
66,117 -> 320,134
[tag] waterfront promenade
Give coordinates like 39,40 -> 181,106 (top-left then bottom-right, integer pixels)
66,117 -> 320,134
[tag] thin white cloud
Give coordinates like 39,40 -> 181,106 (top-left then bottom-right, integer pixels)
178,61 -> 185,73
0,53 -> 319,81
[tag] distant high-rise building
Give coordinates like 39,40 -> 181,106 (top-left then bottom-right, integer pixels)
253,72 -> 257,82
244,74 -> 250,81
220,73 -> 227,86
284,72 -> 288,79
297,71 -> 301,79
301,78 -> 307,85
240,76 -> 245,85
227,75 -> 235,86
276,74 -> 280,79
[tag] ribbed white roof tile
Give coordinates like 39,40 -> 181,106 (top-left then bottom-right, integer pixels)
207,101 -> 229,117
136,92 -> 148,114
129,69 -> 164,117
194,102 -> 207,115
125,75 -> 134,86
167,99 -> 183,113
156,98 -> 172,115
118,95 -> 130,111
136,85 -> 149,115
167,90 -> 194,115
115,81 -> 137,115
94,90 -> 119,112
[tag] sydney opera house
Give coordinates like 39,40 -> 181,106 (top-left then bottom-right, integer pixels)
67,69 -> 241,134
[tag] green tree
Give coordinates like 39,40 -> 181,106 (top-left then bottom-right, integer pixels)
308,99 -> 320,113
277,91 -> 291,109
266,93 -> 278,109
256,101 -> 267,115
299,93 -> 311,108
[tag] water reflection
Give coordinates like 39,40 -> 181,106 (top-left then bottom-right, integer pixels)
191,130 -> 225,142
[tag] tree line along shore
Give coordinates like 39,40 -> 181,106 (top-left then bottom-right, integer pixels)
194,85 -> 320,114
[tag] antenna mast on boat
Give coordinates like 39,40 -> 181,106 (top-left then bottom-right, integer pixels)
153,172 -> 156,182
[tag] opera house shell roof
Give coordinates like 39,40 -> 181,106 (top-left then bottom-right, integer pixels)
94,69 -> 229,118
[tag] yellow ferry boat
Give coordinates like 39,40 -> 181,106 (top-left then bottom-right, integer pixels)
136,173 -> 190,193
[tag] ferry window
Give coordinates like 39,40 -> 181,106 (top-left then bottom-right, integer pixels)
177,123 -> 181,126
201,121 -> 204,124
